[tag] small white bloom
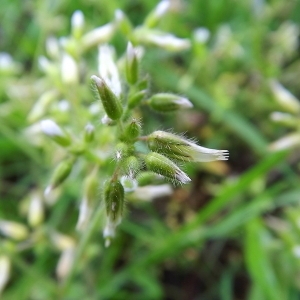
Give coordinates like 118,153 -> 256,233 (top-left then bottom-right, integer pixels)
188,143 -> 229,162
76,198 -> 92,231
46,36 -> 60,59
28,193 -> 44,227
269,79 -> 300,114
131,184 -> 173,201
71,10 -> 84,32
61,53 -> 79,84
147,32 -> 191,51
56,247 -> 75,281
154,0 -> 171,18
269,133 -> 300,151
0,256 -> 10,294
175,170 -> 191,184
81,23 -> 115,50
98,45 -> 122,97
120,176 -> 138,193
194,27 -> 210,44
0,220 -> 29,240
40,119 -> 64,137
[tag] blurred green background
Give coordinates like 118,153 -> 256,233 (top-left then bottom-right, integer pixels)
1,0 -> 300,299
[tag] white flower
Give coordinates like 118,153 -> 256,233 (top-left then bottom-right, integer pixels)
269,79 -> 300,114
61,53 -> 79,84
81,23 -> 115,50
148,131 -> 229,162
131,184 -> 173,201
0,256 -> 10,294
40,119 -> 64,137
98,45 -> 122,97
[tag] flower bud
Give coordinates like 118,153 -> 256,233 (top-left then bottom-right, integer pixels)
136,28 -> 191,52
81,23 -> 115,51
144,152 -> 191,184
28,193 -> 44,227
114,10 -> 133,36
121,119 -> 141,142
0,220 -> 29,240
115,142 -> 133,161
136,171 -> 163,186
147,131 -> 229,162
130,184 -> 173,201
128,89 -> 147,109
120,176 -> 137,193
46,36 -> 60,59
28,90 -> 58,123
0,255 -> 10,294
121,156 -> 140,178
56,247 -> 75,281
148,93 -> 193,112
101,114 -> 116,126
40,119 -> 71,147
61,53 -> 79,84
98,45 -> 122,97
76,170 -> 98,231
144,0 -> 171,28
269,133 -> 300,151
44,157 -> 75,196
270,112 -> 299,127
50,231 -> 75,251
104,180 -> 125,223
84,123 -> 95,143
71,10 -> 85,39
91,75 -> 123,120
269,80 -> 300,114
125,42 -> 139,85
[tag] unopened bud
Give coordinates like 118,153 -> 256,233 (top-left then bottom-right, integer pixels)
45,157 -> 75,195
130,184 -> 173,201
128,89 -> 147,109
125,42 -> 139,85
46,37 -> 60,59
144,152 -> 191,184
269,133 -> 300,151
136,171 -> 163,186
147,131 -> 229,162
121,156 -> 140,178
121,119 -> 141,142
269,80 -> 300,114
28,193 -> 44,227
61,53 -> 79,84
71,10 -> 85,39
50,232 -> 75,251
40,119 -> 71,147
136,29 -> 191,52
28,90 -> 58,123
81,23 -> 115,50
115,143 -> 133,161
148,93 -> 193,112
76,170 -> 98,231
0,220 -> 29,240
270,112 -> 299,127
101,114 -> 116,126
114,10 -> 133,36
144,0 -> 171,28
91,75 -> 123,120
56,247 -> 75,281
120,176 -> 137,192
0,255 -> 10,294
104,180 -> 125,223
84,123 -> 95,143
